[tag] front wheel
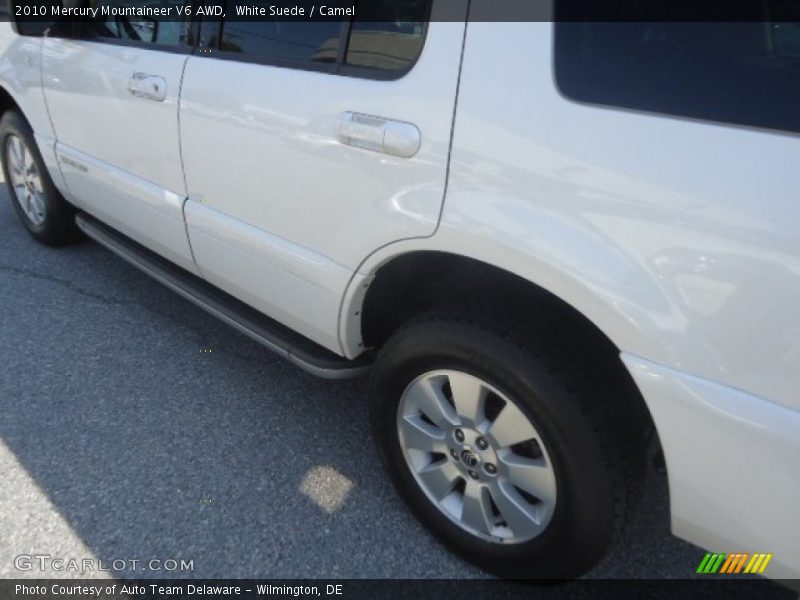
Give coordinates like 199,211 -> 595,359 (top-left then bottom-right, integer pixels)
0,110 -> 81,246
369,311 -> 646,579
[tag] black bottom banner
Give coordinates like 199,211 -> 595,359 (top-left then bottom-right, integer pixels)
1,579 -> 796,600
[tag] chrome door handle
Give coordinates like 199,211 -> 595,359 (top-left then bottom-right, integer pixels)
336,112 -> 421,158
127,73 -> 167,102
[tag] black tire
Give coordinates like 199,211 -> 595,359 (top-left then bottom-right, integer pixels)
0,110 -> 81,246
369,308 -> 649,579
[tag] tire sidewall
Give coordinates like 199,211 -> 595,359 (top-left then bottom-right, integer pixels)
370,318 -> 617,578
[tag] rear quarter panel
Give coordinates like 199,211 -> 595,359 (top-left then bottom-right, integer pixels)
440,21 -> 800,412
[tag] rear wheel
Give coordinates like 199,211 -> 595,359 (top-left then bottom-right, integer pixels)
0,110 -> 81,246
369,310 -> 647,579
397,369 -> 558,545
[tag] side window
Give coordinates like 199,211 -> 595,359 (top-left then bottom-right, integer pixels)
84,0 -> 188,46
344,0 -> 430,72
213,0 -> 431,77
217,17 -> 342,63
554,3 -> 800,134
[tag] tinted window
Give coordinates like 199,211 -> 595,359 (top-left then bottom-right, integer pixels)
555,16 -> 800,133
218,15 -> 342,63
216,0 -> 430,75
345,0 -> 429,72
85,0 -> 188,46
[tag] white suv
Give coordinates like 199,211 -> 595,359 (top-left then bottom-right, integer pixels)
2,1 -> 799,580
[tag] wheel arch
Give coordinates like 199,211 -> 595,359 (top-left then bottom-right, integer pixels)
0,84 -> 23,122
0,76 -> 70,201
340,242 -> 670,471
340,240 -> 679,367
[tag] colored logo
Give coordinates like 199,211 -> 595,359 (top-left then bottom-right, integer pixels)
696,553 -> 773,575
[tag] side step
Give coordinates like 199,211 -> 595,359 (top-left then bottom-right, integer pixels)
75,213 -> 372,379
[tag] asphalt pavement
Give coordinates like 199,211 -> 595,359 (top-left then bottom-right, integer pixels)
0,183 -> 785,588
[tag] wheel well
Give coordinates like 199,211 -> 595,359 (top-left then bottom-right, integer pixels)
363,252 -> 609,351
361,250 -> 659,448
0,86 -> 20,120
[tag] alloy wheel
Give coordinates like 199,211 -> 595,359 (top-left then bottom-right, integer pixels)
396,370 -> 557,544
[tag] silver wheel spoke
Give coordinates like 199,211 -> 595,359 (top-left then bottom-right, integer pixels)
399,415 -> 447,454
29,173 -> 43,193
7,138 -> 25,183
23,191 -> 34,216
9,162 -> 23,182
503,454 -> 556,505
461,481 -> 494,535
492,480 -> 543,539
417,460 -> 460,501
25,193 -> 37,221
403,376 -> 458,429
10,136 -> 24,171
487,400 -> 537,449
30,193 -> 46,223
22,144 -> 33,173
448,372 -> 486,426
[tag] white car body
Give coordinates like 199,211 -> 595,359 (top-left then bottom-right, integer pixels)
1,4 -> 798,579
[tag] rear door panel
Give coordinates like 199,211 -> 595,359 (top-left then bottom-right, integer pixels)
179,8 -> 467,351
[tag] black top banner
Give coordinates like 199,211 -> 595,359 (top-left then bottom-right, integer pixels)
5,0 -> 800,23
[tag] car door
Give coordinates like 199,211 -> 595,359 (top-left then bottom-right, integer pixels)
41,0 -> 199,274
179,1 -> 468,352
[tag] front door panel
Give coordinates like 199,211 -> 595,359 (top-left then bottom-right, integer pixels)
41,37 -> 197,274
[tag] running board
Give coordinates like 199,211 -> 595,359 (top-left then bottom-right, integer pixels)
75,213 -> 372,379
